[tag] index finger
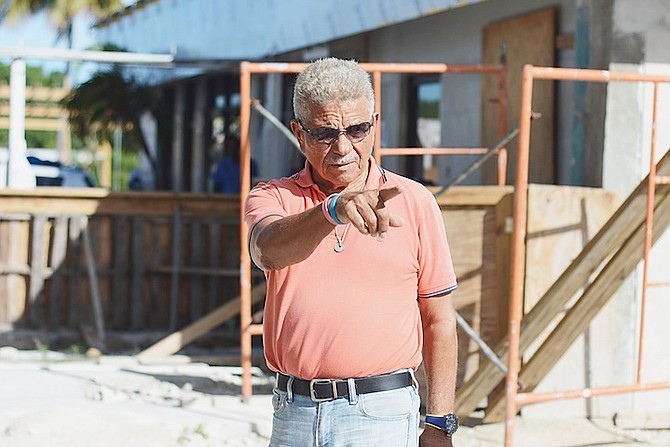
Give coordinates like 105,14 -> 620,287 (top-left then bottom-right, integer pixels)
378,185 -> 404,203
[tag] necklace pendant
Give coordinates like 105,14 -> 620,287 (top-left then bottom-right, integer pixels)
334,241 -> 345,253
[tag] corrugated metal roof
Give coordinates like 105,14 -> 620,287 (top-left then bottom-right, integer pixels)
96,0 -> 488,60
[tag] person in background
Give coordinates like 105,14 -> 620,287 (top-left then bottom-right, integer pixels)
244,58 -> 459,447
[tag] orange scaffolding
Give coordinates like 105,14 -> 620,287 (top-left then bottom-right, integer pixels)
504,65 -> 670,446
238,61 -> 507,400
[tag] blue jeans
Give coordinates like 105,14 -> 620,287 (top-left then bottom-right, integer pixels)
269,372 -> 420,447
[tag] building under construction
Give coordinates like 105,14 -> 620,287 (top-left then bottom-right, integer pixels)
1,1 -> 669,442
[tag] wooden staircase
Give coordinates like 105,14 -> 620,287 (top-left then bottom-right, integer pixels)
455,149 -> 670,421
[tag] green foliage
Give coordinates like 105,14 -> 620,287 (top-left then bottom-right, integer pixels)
114,149 -> 140,191
0,61 -> 65,87
0,62 -> 66,149
419,100 -> 439,119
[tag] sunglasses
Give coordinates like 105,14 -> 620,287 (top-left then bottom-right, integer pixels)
298,120 -> 374,145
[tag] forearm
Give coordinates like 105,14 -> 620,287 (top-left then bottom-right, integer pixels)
251,205 -> 333,270
421,300 -> 458,414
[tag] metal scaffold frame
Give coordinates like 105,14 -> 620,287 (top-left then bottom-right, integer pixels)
239,61 -> 507,400
503,65 -> 670,446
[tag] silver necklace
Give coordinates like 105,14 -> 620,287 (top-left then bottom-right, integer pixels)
334,224 -> 350,253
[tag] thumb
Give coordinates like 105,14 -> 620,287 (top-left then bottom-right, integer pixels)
389,213 -> 404,228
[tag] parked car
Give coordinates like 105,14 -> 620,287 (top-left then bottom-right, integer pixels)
27,156 -> 96,187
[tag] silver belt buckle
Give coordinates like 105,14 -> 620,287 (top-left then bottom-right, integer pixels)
310,378 -> 338,402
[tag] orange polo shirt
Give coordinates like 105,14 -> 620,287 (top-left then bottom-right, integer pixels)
244,158 -> 457,380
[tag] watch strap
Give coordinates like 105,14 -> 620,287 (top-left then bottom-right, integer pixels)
425,413 -> 459,436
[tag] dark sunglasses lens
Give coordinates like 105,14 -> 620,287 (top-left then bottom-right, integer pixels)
346,123 -> 371,140
310,127 -> 339,143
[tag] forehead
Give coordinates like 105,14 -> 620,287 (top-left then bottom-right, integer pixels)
306,97 -> 370,125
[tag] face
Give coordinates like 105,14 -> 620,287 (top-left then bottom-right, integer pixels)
291,97 -> 377,195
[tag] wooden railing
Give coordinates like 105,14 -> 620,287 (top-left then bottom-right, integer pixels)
0,188 -> 252,337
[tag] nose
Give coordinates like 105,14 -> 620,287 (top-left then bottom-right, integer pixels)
330,132 -> 352,155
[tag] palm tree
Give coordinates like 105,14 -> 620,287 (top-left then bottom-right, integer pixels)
63,65 -> 162,188
3,0 -> 123,50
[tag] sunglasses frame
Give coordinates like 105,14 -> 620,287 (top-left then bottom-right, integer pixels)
298,119 -> 374,145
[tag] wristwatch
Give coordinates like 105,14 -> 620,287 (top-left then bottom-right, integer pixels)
425,413 -> 459,437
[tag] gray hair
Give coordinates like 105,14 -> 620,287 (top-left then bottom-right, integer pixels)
292,58 -> 375,123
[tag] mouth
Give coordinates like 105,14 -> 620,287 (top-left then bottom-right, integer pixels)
329,158 -> 357,169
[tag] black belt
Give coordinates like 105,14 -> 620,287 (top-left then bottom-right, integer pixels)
276,371 -> 414,402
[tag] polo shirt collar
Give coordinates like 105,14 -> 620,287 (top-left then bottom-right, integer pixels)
294,157 -> 387,193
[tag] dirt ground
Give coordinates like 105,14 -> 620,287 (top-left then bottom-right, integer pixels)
1,346 -> 669,447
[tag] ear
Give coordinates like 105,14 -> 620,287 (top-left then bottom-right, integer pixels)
291,120 -> 307,154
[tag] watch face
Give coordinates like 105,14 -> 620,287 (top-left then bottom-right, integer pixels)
444,413 -> 459,436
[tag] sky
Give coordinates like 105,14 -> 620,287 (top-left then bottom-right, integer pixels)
0,3 -> 132,83
0,13 -> 94,81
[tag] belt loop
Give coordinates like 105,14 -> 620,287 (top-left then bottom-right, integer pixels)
286,375 -> 295,402
408,369 -> 419,391
346,378 -> 358,405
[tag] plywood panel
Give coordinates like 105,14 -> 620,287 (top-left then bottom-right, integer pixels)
437,186 -> 513,384
483,8 -> 556,185
525,185 -> 621,313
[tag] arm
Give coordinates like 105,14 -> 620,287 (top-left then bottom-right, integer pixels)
249,186 -> 405,271
250,206 -> 333,271
419,294 -> 458,446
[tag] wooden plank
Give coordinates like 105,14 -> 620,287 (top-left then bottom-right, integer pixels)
130,217 -> 145,329
7,221 -> 27,325
455,152 -> 670,419
0,117 -> 67,132
28,215 -> 47,328
0,104 -> 65,118
483,186 -> 670,421
67,217 -> 83,328
111,217 -> 129,328
0,85 -> 68,101
137,284 -> 266,358
92,218 -> 112,327
169,205 -> 182,331
48,215 -> 68,329
82,216 -> 105,344
433,185 -> 514,207
0,190 -> 240,217
207,219 -> 222,312
149,220 -> 162,328
189,220 -> 203,320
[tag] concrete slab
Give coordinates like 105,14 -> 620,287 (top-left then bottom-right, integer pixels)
1,350 -> 668,447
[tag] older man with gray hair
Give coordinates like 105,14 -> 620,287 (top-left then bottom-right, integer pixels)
245,57 -> 459,446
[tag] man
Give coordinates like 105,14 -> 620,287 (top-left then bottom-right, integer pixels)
244,58 -> 459,446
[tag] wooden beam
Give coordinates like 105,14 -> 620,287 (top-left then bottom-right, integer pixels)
137,284 -> 266,358
0,117 -> 66,131
0,104 -> 66,118
483,186 -> 670,421
0,85 -> 68,101
455,150 -> 670,419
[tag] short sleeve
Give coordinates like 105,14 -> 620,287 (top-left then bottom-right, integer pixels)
416,192 -> 458,298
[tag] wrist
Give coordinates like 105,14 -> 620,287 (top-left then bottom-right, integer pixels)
321,193 -> 343,225
328,193 -> 344,225
424,413 -> 459,437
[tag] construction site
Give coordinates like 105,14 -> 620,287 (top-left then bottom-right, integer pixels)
1,1 -> 670,446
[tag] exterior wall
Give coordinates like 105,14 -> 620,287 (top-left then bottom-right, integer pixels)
363,0 -> 578,186
603,61 -> 670,416
598,0 -> 670,418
